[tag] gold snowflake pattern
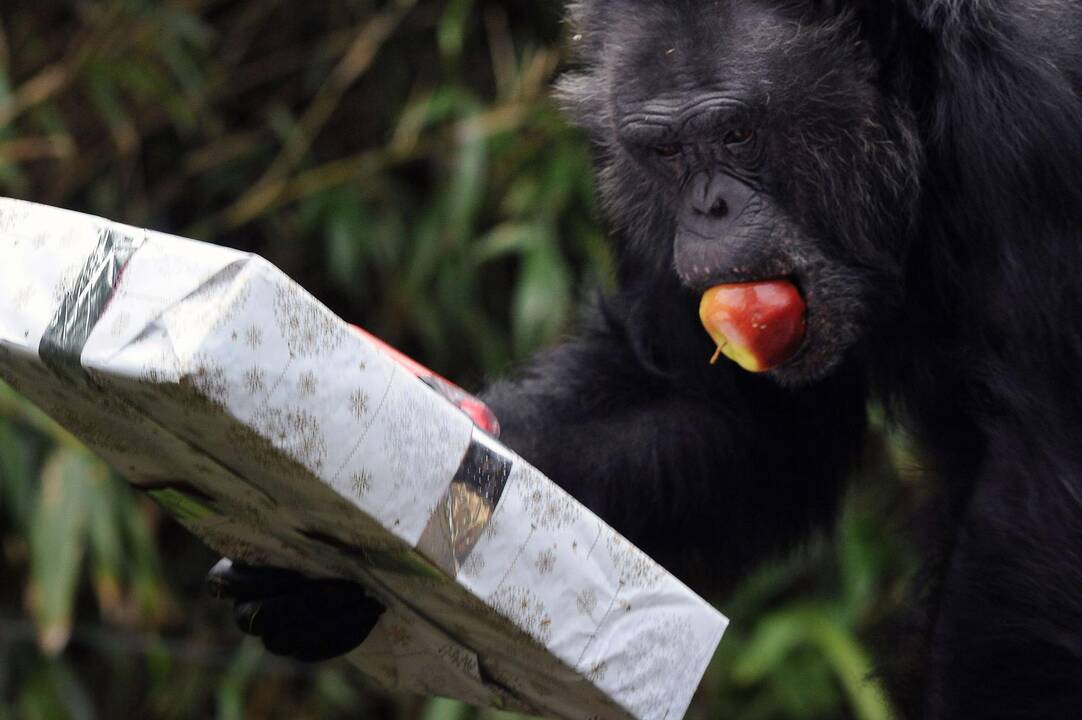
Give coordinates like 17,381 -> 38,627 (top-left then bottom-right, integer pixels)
298,371 -> 318,396
489,585 -> 553,645
142,355 -> 229,416
606,533 -> 663,589
516,465 -> 580,530
380,384 -> 463,497
586,660 -> 608,684
351,469 -> 372,497
576,588 -> 598,616
480,509 -> 503,540
617,615 -> 702,718
349,389 -> 370,419
243,367 -> 266,395
244,324 -> 263,349
273,284 -> 344,358
535,548 -> 556,575
184,360 -> 229,403
221,414 -> 326,509
250,405 -> 327,472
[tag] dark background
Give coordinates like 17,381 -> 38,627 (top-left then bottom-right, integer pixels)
0,2 -> 916,718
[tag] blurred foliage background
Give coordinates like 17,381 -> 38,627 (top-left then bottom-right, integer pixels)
0,1 -> 920,718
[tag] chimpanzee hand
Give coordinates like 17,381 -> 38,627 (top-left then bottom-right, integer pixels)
206,558 -> 385,662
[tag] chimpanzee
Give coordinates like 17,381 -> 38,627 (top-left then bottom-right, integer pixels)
211,2 -> 1082,716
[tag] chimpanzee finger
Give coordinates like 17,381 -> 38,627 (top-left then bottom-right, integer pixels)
231,581 -> 384,637
233,599 -> 266,636
262,625 -> 301,657
232,592 -> 308,637
291,615 -> 376,662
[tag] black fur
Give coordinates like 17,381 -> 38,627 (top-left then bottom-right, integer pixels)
220,2 -> 1082,716
483,1 -> 1082,717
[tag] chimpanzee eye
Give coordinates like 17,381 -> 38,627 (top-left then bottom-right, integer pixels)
723,128 -> 754,146
653,144 -> 682,159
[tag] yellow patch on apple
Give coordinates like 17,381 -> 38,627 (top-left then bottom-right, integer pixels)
699,280 -> 807,372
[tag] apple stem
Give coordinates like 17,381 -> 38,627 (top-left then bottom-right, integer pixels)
710,346 -> 723,365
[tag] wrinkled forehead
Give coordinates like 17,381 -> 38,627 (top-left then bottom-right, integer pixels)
603,1 -> 790,105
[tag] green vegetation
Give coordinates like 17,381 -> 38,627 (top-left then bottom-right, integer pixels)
0,2 -> 916,717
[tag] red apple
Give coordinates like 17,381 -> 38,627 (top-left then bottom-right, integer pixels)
699,281 -> 806,372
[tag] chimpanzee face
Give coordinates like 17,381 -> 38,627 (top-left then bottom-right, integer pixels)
560,0 -> 922,382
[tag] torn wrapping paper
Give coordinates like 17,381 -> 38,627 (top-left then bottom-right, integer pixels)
0,197 -> 728,720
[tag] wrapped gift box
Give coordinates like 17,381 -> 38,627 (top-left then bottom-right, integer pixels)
0,197 -> 728,720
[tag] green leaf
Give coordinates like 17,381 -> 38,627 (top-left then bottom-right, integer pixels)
27,447 -> 107,655
809,618 -> 893,720
215,639 -> 265,720
444,115 -> 488,246
121,494 -> 169,623
511,225 -> 572,357
85,65 -> 137,149
16,658 -> 94,720
393,88 -> 478,147
322,193 -> 372,289
421,697 -> 472,720
502,176 -> 541,217
770,649 -> 841,718
838,512 -> 889,618
437,0 -> 477,60
472,222 -> 540,262
0,419 -> 35,528
146,487 -> 218,524
86,474 -> 129,614
730,607 -> 817,685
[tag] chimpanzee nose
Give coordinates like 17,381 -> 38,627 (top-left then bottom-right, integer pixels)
697,196 -> 729,218
688,172 -> 731,219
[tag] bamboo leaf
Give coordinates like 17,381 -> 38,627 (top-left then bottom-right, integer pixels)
0,419 -> 35,528
86,478 -> 131,615
511,225 -> 572,357
445,115 -> 488,246
26,447 -> 108,655
437,0 -> 477,60
421,697 -> 472,720
810,619 -> 894,720
730,607 -> 816,685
